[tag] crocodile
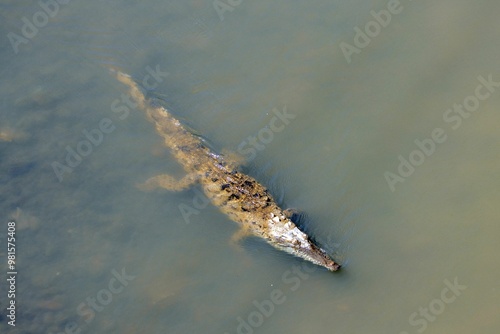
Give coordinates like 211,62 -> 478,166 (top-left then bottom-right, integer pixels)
113,70 -> 340,272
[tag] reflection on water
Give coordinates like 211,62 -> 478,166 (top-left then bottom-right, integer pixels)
1,0 -> 499,333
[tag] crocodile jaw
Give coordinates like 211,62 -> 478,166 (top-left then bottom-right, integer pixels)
268,219 -> 340,272
275,240 -> 340,272
303,242 -> 341,272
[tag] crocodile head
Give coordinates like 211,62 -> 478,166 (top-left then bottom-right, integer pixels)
267,218 -> 341,272
302,241 -> 341,272
277,238 -> 341,272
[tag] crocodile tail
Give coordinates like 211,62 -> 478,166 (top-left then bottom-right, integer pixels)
107,68 -> 147,111
109,68 -> 206,164
110,68 -> 183,134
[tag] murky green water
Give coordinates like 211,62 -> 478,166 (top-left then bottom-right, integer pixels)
1,1 -> 499,333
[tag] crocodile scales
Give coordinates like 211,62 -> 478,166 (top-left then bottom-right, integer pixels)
113,70 -> 340,272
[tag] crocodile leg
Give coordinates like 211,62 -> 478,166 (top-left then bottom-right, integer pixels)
137,173 -> 199,192
230,226 -> 253,247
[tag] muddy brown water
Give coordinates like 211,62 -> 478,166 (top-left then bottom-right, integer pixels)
1,1 -> 499,333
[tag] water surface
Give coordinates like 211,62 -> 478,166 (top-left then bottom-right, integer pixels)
1,1 -> 499,333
